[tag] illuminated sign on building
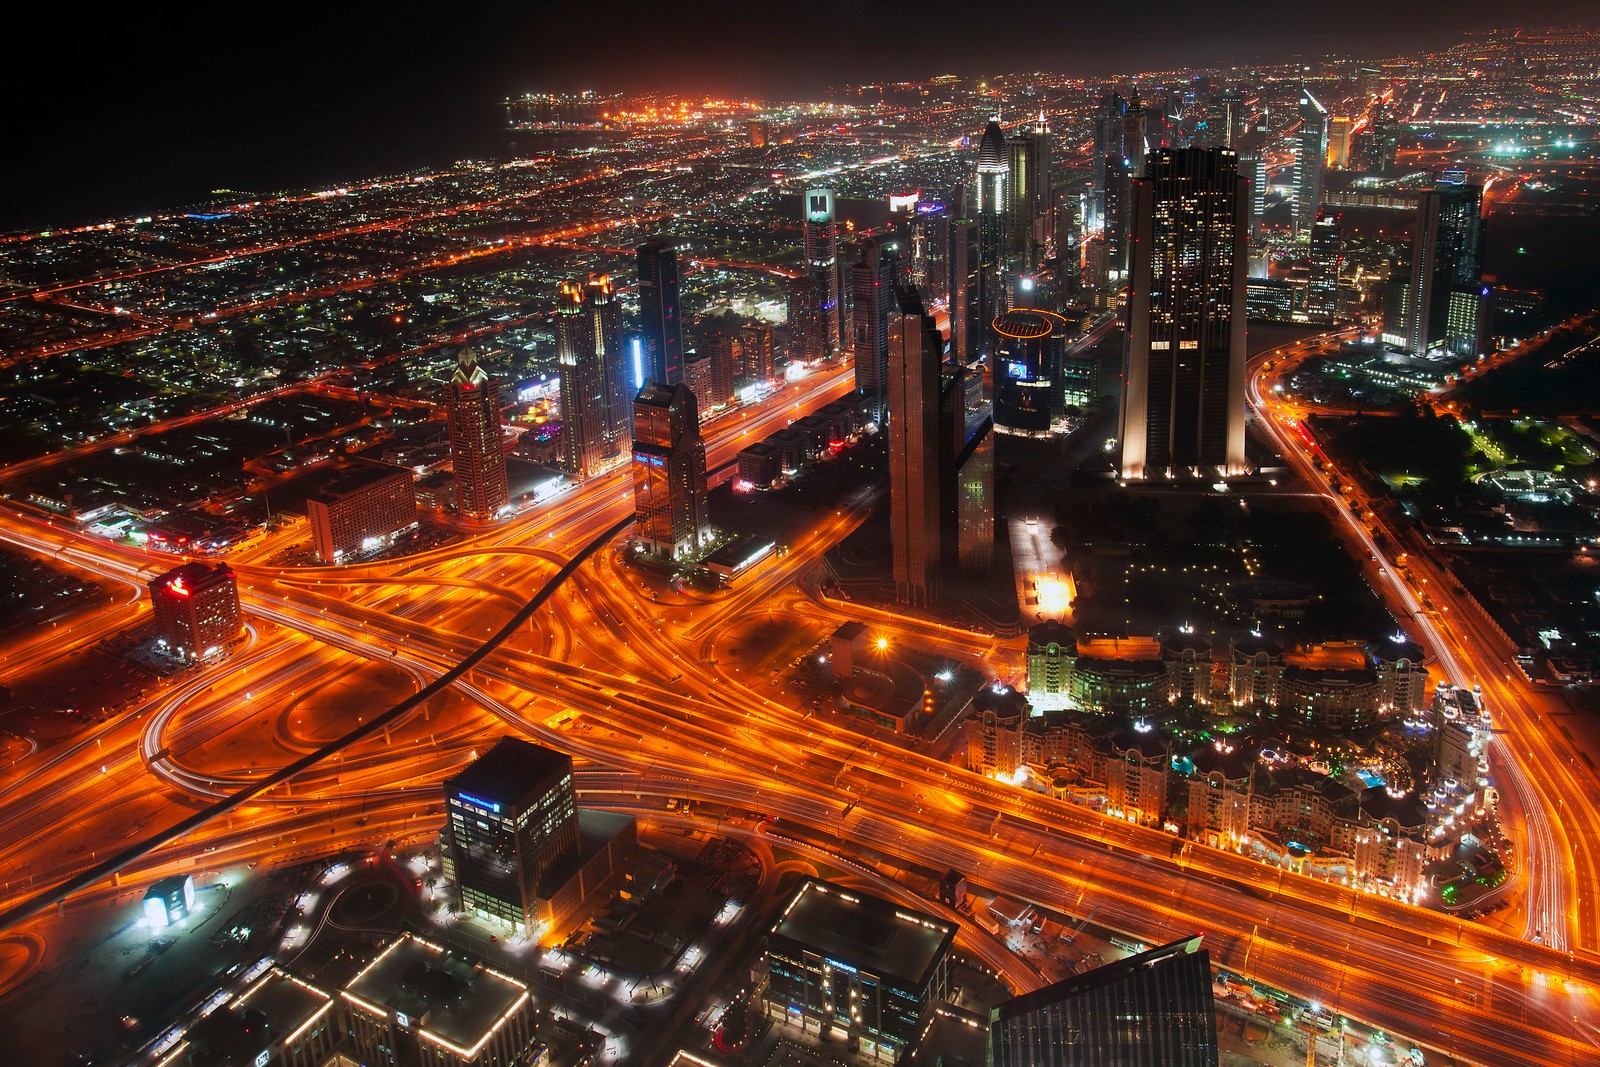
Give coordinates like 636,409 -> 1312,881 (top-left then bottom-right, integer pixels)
456,792 -> 502,814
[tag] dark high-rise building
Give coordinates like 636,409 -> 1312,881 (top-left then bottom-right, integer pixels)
949,217 -> 982,364
636,239 -> 683,386
738,321 -> 776,387
802,188 -> 842,356
786,273 -> 829,364
851,238 -> 894,422
1122,93 -> 1149,176
444,348 -> 510,522
993,308 -> 1070,435
1294,87 -> 1329,233
306,459 -> 418,564
974,119 -> 1010,364
888,299 -> 945,607
441,738 -> 579,936
149,562 -> 242,663
1119,147 -> 1248,479
909,200 -> 950,307
761,879 -> 955,1063
1006,115 -> 1051,269
1101,154 -> 1134,290
631,382 -> 709,559
989,936 -> 1219,1067
1089,93 -> 1128,233
1382,181 -> 1486,358
1307,210 -> 1342,325
556,274 -> 629,478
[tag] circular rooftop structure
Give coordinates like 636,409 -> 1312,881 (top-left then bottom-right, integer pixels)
992,308 -> 1070,340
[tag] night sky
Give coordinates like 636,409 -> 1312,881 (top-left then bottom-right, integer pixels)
3,1 -> 1596,229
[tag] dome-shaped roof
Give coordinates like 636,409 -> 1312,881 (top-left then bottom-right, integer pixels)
977,119 -> 1007,172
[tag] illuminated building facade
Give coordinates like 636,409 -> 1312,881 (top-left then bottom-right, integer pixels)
556,274 -> 629,478
1293,87 -> 1329,232
631,381 -> 709,559
1005,114 -> 1051,270
887,302 -> 944,607
306,459 -> 419,564
989,936 -> 1218,1067
155,965 -> 340,1067
1118,147 -> 1248,480
148,562 -> 242,663
1382,181 -> 1486,358
444,348 -> 511,522
948,217 -> 980,363
342,933 -> 539,1067
974,119 -> 1009,362
441,738 -> 579,935
907,200 -> 949,307
850,238 -> 894,421
636,239 -> 683,386
1307,210 -> 1342,325
761,879 -> 955,1064
992,308 -> 1069,435
802,188 -> 842,356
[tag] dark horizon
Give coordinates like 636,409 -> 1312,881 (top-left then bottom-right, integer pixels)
4,2 -> 1598,229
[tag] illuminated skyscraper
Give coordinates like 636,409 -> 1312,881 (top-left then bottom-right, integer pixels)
1307,211 -> 1342,325
1089,93 -> 1128,233
556,274 -> 629,478
445,347 -> 510,521
1118,147 -> 1248,480
1294,87 -> 1329,232
992,308 -> 1069,435
631,382 -> 709,559
948,217 -> 981,363
802,188 -> 842,356
1101,154 -> 1133,289
990,936 -> 1219,1067
974,119 -> 1009,363
1382,181 -> 1486,358
851,238 -> 894,422
888,297 -> 945,607
148,562 -> 242,663
1327,115 -> 1353,168
1122,93 -> 1149,176
908,200 -> 950,307
1005,114 -> 1051,269
441,737 -> 579,935
636,239 -> 683,386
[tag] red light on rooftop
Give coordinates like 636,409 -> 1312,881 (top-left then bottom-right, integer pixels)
169,577 -> 191,598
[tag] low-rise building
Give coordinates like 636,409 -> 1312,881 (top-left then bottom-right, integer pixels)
306,459 -> 418,564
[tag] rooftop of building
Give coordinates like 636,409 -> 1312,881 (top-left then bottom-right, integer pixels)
991,936 -> 1210,1025
151,561 -> 235,596
769,879 -> 955,989
1075,634 -> 1164,662
445,736 -> 571,810
181,969 -> 333,1067
344,934 -> 529,1056
306,458 -> 414,503
1026,619 -> 1076,650
1283,642 -> 1370,671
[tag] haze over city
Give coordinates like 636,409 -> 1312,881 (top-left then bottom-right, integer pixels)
1,9 -> 1599,1067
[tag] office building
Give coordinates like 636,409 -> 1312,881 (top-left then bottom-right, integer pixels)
1327,115 -> 1353,168
445,348 -> 511,522
992,308 -> 1070,435
1006,113 -> 1051,270
738,321 -> 776,387
1089,93 -> 1128,233
1383,181 -> 1487,359
155,966 -> 340,1067
989,935 -> 1218,1067
888,300 -> 945,607
342,934 -> 541,1067
149,562 -> 242,663
631,381 -> 710,559
747,119 -> 771,147
1101,154 -> 1133,289
1061,354 -> 1098,409
637,239 -> 684,386
948,217 -> 981,363
974,119 -> 1009,363
761,879 -> 955,1064
1307,210 -> 1342,325
1294,87 -> 1329,233
1238,143 -> 1267,236
908,200 -> 950,308
1118,147 -> 1248,479
802,188 -> 842,356
306,459 -> 418,564
555,275 -> 629,479
441,738 -> 579,935
851,238 -> 895,422
1122,93 -> 1149,176
948,361 -> 995,575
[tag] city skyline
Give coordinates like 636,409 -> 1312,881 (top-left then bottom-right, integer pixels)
1,20 -> 1599,1067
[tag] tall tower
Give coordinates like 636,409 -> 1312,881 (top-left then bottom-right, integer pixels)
1122,93 -> 1149,176
1089,93 -> 1128,233
908,200 -> 950,307
992,308 -> 1070,435
556,275 -> 629,478
445,347 -> 510,521
1119,147 -> 1248,480
948,217 -> 981,364
1101,154 -> 1133,290
1294,86 -> 1329,233
974,119 -> 1010,364
802,188 -> 842,356
636,239 -> 683,386
1307,211 -> 1342,325
888,298 -> 945,607
631,382 -> 709,559
851,238 -> 894,422
1383,182 -> 1485,358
